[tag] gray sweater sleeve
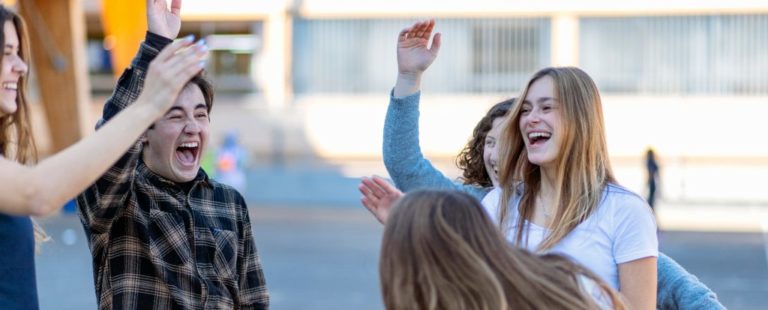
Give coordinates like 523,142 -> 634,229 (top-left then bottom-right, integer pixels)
382,90 -> 490,201
657,253 -> 725,309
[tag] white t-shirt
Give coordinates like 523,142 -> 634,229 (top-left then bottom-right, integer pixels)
579,275 -> 614,310
481,184 -> 658,290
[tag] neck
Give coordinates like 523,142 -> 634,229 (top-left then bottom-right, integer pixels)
539,164 -> 557,198
535,164 -> 558,221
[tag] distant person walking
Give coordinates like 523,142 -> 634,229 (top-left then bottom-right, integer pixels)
646,147 -> 660,210
216,130 -> 248,193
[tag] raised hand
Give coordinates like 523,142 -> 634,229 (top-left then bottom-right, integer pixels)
397,19 -> 441,76
138,36 -> 208,112
358,176 -> 404,224
147,0 -> 182,39
393,19 -> 442,97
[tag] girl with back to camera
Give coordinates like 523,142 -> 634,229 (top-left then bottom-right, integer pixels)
381,189 -> 625,310
0,5 -> 207,308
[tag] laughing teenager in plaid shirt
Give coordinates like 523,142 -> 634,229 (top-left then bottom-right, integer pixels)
76,1 -> 268,308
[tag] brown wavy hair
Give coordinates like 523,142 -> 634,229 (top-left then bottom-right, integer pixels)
0,6 -> 36,164
456,98 -> 514,187
497,67 -> 616,250
380,190 -> 625,310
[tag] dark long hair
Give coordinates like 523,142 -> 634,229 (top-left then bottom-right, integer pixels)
456,99 -> 514,187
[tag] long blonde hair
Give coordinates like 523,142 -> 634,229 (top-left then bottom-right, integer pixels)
380,190 -> 624,310
0,5 -> 36,164
497,67 -> 615,251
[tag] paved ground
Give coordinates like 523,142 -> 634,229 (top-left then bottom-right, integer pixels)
36,209 -> 768,309
31,162 -> 768,309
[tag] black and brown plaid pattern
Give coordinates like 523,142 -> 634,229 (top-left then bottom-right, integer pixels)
77,36 -> 268,309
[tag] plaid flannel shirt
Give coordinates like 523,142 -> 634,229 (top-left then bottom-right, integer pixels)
77,32 -> 268,309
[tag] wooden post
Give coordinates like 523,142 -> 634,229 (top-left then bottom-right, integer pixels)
18,0 -> 91,152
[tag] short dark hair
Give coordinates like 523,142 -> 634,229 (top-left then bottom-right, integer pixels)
147,73 -> 214,131
189,73 -> 214,113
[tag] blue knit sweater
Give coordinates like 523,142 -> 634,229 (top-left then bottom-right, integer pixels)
383,91 -> 725,310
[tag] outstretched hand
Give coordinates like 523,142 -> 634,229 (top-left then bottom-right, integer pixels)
358,176 -> 404,225
397,19 -> 441,77
139,36 -> 208,112
147,0 -> 182,39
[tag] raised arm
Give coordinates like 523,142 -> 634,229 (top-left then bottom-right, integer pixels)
0,38 -> 207,216
100,0 -> 182,123
392,19 -> 440,97
384,20 -> 488,200
77,0 -> 187,229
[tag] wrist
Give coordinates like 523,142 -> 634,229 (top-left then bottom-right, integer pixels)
397,72 -> 422,83
394,72 -> 422,98
145,31 -> 173,50
136,93 -> 168,116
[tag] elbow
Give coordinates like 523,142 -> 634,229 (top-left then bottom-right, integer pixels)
382,147 -> 408,174
30,202 -> 57,217
21,184 -> 58,217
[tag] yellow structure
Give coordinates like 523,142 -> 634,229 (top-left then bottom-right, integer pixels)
100,0 -> 146,79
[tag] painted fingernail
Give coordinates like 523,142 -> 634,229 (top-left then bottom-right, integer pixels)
183,34 -> 194,42
198,60 -> 207,68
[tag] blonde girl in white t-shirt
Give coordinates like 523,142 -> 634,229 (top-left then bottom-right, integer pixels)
490,67 -> 658,309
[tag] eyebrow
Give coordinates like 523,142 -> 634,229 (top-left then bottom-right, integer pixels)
166,107 -> 184,114
166,103 -> 208,114
523,97 -> 557,104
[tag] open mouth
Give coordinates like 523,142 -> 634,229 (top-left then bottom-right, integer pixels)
175,142 -> 200,167
2,82 -> 17,91
527,132 -> 551,146
2,82 -> 18,97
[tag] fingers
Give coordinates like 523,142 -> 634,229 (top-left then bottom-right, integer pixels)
420,19 -> 435,39
430,32 -> 442,55
142,38 -> 207,103
162,39 -> 208,79
414,19 -> 434,39
361,177 -> 386,199
397,28 -> 410,42
358,180 -> 380,210
371,175 -> 400,196
358,179 -> 379,204
154,35 -> 195,63
360,197 -> 375,213
400,19 -> 436,41
360,197 -> 385,225
358,178 -> 374,198
170,0 -> 182,15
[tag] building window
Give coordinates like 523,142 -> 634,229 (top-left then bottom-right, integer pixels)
580,15 -> 768,95
292,18 -> 550,95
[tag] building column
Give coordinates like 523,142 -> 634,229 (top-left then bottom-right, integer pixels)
19,0 -> 91,152
259,9 -> 292,109
550,13 -> 580,67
